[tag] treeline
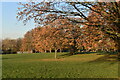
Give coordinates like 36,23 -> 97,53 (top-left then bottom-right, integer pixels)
16,2 -> 120,58
22,18 -> 117,55
1,38 -> 22,54
2,18 -> 117,54
2,1 -> 120,55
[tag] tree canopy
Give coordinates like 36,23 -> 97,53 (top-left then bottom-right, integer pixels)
17,1 -> 120,57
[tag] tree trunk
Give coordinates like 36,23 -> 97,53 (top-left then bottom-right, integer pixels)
116,40 -> 120,61
70,39 -> 77,55
50,48 -> 51,53
70,48 -> 74,55
45,50 -> 47,53
60,48 -> 62,53
113,23 -> 120,60
55,49 -> 57,59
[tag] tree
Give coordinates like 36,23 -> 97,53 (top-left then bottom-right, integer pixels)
2,38 -> 17,53
81,25 -> 116,52
32,26 -> 65,58
17,1 -> 120,58
46,18 -> 82,55
21,31 -> 34,52
32,26 -> 53,53
0,39 -> 2,50
16,38 -> 22,51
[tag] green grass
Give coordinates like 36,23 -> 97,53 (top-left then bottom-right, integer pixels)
2,52 -> 118,78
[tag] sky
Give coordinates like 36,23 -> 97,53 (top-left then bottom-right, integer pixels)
0,0 -> 116,39
0,1 -> 89,40
1,2 -> 35,39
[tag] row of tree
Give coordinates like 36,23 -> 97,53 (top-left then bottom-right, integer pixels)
2,19 -> 117,55
2,38 -> 22,54
16,1 -> 120,58
20,18 -> 116,55
2,2 -> 119,56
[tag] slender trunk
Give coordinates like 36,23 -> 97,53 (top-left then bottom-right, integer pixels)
101,47 -> 104,51
60,48 -> 62,53
45,49 -> 46,53
50,48 -> 51,53
55,49 -> 57,59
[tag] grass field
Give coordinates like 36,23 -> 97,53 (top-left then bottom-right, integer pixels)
2,52 -> 118,78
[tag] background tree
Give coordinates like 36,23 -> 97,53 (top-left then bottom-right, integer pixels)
2,39 -> 17,53
0,39 -> 2,50
21,31 -> 34,52
46,18 -> 82,55
16,38 -> 22,51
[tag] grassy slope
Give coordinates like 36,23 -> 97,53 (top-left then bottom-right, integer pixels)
2,53 -> 118,78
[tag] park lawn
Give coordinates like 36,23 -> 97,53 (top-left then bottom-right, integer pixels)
2,52 -> 118,78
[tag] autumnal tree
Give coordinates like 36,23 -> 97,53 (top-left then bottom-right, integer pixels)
81,25 -> 117,52
20,19 -> 117,56
31,27 -> 43,52
32,26 -> 52,53
17,1 -> 120,58
21,30 -> 34,52
32,26 -> 65,58
47,18 -> 83,55
24,18 -> 83,56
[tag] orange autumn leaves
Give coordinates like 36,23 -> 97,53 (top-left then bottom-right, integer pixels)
21,18 -> 116,53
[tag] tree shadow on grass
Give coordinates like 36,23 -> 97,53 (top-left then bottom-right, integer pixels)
92,51 -> 118,62
58,53 -> 73,59
96,51 -> 118,55
89,54 -> 118,64
58,52 -> 97,59
87,54 -> 118,70
2,58 -> 10,60
75,52 -> 97,54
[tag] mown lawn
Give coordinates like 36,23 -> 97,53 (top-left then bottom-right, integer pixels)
2,52 -> 118,78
